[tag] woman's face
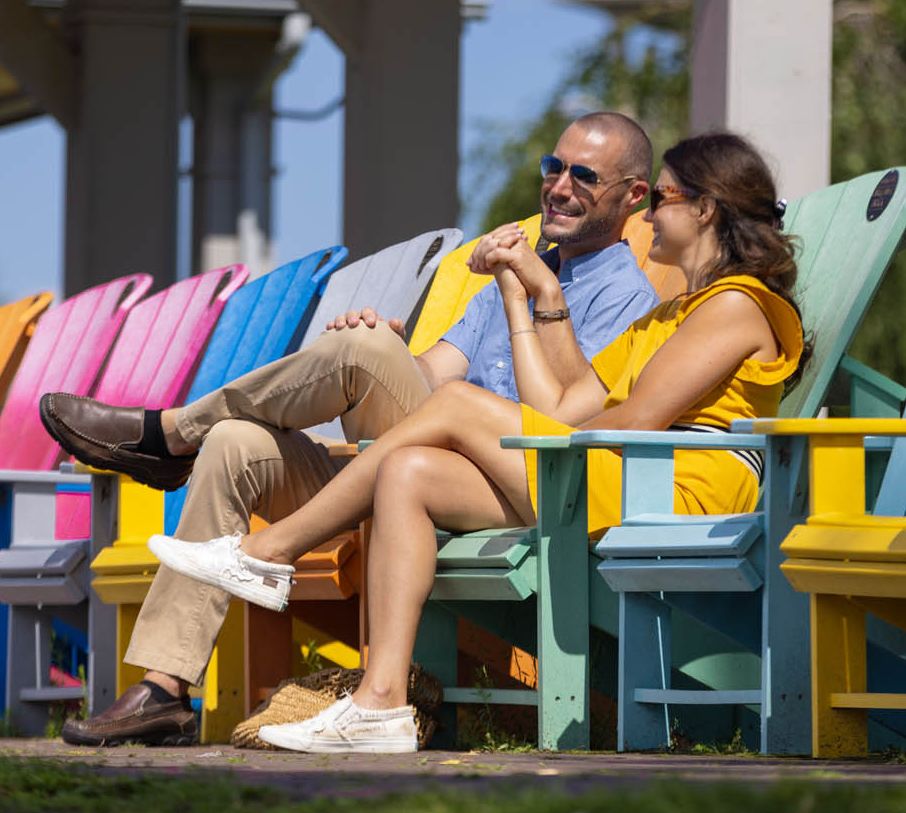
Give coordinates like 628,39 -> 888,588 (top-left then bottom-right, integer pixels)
644,166 -> 703,265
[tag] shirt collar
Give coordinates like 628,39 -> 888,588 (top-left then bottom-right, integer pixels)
540,240 -> 631,285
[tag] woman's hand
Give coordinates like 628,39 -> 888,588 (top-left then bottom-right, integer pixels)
467,223 -> 526,276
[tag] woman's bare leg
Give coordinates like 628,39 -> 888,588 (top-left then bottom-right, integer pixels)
241,382 -> 535,563
352,445 -> 526,709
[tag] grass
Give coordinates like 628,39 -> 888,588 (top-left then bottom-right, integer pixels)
2,756 -> 906,813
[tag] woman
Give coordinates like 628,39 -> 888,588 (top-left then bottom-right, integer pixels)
150,132 -> 806,753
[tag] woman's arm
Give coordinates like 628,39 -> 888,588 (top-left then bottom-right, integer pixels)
468,226 -> 605,416
577,289 -> 779,431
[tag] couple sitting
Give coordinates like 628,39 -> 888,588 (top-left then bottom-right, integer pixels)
41,111 -> 805,753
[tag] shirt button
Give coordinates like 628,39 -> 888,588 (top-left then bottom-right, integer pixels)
496,361 -> 505,369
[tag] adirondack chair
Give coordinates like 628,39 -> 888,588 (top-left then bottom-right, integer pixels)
0,274 -> 152,727
86,247 -> 348,742
580,167 -> 906,754
407,167 -> 906,753
80,232 -> 460,743
0,292 -> 53,411
0,266 -> 247,735
725,417 -> 906,757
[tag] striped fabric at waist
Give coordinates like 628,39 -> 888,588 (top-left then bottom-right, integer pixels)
669,423 -> 764,482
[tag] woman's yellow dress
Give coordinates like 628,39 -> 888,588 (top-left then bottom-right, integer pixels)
521,274 -> 804,538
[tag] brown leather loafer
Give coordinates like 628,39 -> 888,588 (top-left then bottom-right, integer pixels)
61,683 -> 198,746
40,393 -> 196,491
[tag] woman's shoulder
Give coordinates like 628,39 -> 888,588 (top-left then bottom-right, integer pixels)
680,274 -> 799,325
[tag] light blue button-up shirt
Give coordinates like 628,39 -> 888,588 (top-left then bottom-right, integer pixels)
441,240 -> 659,402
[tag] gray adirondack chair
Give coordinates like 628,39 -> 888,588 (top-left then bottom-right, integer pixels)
411,167 -> 906,752
302,228 -> 463,439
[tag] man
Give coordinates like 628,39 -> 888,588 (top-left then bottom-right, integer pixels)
40,111 -> 658,746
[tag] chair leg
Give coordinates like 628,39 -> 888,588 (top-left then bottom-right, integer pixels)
244,602 -> 292,716
6,605 -> 52,736
88,592 -> 117,717
618,591 -> 671,751
811,593 -> 867,757
414,601 -> 458,748
116,604 -> 146,696
200,600 -> 246,744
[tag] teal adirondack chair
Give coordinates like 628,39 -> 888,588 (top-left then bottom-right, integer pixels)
411,167 -> 906,752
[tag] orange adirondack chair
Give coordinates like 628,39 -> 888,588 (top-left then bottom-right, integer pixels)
0,292 -> 53,411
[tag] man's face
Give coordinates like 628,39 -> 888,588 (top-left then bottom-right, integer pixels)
539,125 -> 631,255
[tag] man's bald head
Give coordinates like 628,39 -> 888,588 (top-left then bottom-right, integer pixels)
570,112 -> 653,181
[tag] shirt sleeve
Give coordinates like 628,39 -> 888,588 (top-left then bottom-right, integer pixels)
439,284 -> 493,362
573,286 -> 659,362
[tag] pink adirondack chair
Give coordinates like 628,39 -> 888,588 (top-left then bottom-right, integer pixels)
0,274 -> 153,473
0,265 -> 248,735
54,264 -> 249,540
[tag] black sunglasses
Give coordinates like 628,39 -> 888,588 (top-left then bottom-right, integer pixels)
539,154 -> 636,191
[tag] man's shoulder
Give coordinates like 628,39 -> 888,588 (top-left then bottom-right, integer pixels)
580,242 -> 656,297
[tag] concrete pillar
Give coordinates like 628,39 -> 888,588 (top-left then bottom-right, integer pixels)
342,0 -> 460,260
63,0 -> 184,296
690,0 -> 833,199
189,29 -> 280,279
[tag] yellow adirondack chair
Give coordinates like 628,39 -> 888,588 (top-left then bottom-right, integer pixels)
749,417 -> 906,757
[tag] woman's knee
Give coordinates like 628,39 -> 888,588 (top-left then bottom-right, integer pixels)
374,446 -> 439,500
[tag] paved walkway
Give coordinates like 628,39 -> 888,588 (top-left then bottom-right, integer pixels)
1,740 -> 905,800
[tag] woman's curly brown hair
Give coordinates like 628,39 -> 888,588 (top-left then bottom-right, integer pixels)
663,132 -> 812,391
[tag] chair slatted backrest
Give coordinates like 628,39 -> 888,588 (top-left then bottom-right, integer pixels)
189,248 -> 347,390
0,275 -> 152,471
92,265 -> 248,409
408,211 -> 686,356
162,247 -> 348,533
0,292 -> 53,411
301,229 -> 463,350
779,168 -> 906,418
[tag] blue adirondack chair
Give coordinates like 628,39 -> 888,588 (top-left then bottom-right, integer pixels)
412,167 -> 906,752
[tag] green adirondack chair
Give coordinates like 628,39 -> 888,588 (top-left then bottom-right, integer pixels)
410,167 -> 906,752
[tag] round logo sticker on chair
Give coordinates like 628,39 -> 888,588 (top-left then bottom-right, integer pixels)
867,169 -> 898,222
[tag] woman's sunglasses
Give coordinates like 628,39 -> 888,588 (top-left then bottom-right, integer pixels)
649,184 -> 699,212
539,154 -> 635,192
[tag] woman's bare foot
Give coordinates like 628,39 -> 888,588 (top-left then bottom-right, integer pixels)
160,409 -> 198,457
239,528 -> 297,565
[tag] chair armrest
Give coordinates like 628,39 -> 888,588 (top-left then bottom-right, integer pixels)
571,429 -> 766,451
500,436 -> 573,450
0,468 -> 91,486
746,418 -> 906,437
841,355 -> 906,418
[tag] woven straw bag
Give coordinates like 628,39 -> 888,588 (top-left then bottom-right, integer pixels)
231,664 -> 443,749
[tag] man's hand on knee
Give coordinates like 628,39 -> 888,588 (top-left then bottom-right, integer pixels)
326,307 -> 406,339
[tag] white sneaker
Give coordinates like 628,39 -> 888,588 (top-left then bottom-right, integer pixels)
258,695 -> 418,753
148,532 -> 294,612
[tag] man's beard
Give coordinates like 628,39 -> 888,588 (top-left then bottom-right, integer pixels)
541,208 -> 620,246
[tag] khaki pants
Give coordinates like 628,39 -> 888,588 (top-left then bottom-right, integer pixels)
124,323 -> 432,684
